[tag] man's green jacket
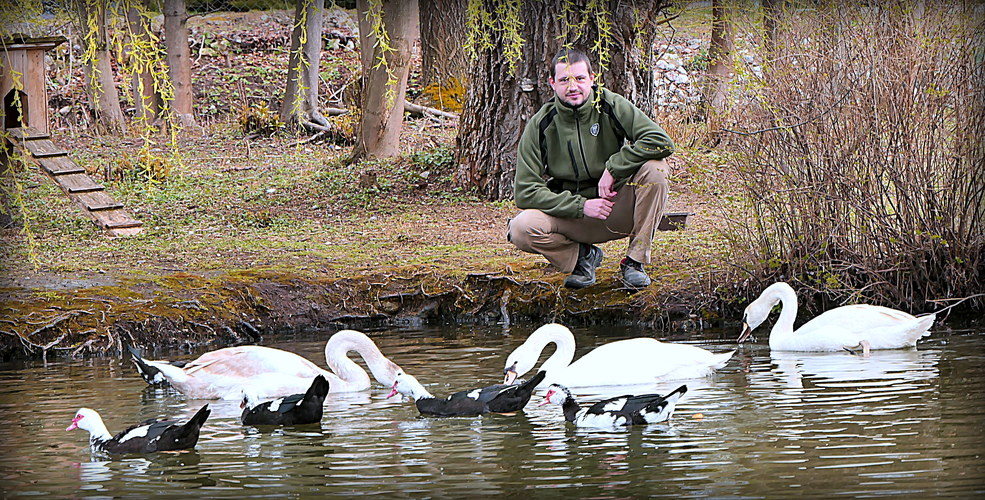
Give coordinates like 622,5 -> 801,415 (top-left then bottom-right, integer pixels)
514,86 -> 674,219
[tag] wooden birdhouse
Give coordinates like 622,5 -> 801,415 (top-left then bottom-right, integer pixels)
1,35 -> 66,135
1,34 -> 143,236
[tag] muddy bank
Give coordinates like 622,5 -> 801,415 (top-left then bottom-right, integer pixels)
0,267 -> 734,361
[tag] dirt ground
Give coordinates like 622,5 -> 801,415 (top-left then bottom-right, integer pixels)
0,6 -> 747,360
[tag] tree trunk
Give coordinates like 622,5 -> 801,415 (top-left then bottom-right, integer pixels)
356,0 -> 375,73
456,0 -> 668,200
75,0 -> 126,135
163,0 -> 196,130
350,0 -> 419,161
700,0 -> 735,125
602,5 -> 661,118
762,0 -> 782,61
418,0 -> 466,89
126,0 -> 162,127
280,0 -> 326,128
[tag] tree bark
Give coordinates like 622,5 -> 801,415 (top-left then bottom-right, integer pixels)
350,0 -> 419,161
163,0 -> 196,130
280,0 -> 327,128
126,0 -> 162,127
418,0 -> 467,89
602,5 -> 661,118
700,0 -> 735,123
75,0 -> 126,135
762,0 -> 782,61
356,0 -> 375,73
456,0 -> 669,200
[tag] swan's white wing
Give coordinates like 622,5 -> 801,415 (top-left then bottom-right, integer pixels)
188,346 -> 327,379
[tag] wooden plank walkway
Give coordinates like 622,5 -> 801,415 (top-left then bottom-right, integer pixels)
3,126 -> 143,236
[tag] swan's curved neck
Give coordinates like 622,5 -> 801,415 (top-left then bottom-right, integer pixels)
325,331 -> 398,388
532,326 -> 577,374
770,285 -> 800,338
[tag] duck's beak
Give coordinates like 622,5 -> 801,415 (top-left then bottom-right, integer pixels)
537,389 -> 555,407
737,322 -> 753,343
503,363 -> 518,385
66,415 -> 81,431
386,381 -> 399,399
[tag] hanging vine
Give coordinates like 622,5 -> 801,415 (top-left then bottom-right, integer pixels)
286,0 -> 312,124
364,0 -> 399,106
0,0 -> 43,37
2,1 -> 53,268
464,0 -> 524,75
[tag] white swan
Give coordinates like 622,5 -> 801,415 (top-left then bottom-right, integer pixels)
503,323 -> 734,388
737,282 -> 936,353
130,330 -> 403,400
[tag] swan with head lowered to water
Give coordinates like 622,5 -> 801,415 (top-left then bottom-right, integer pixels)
502,324 -> 734,388
737,282 -> 935,354
128,330 -> 404,400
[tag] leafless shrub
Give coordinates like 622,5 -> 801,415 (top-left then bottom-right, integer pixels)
722,2 -> 984,312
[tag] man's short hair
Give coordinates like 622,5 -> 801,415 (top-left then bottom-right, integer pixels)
551,48 -> 593,77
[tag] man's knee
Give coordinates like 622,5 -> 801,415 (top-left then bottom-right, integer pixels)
636,159 -> 670,188
507,210 -> 552,251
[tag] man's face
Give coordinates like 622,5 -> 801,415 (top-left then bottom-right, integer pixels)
550,60 -> 594,107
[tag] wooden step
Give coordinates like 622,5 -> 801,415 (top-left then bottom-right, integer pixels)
74,191 -> 124,212
55,173 -> 103,193
91,209 -> 143,229
5,127 -> 49,140
22,139 -> 69,158
38,156 -> 85,176
103,219 -> 144,229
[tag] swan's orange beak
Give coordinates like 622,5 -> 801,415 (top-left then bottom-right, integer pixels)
386,381 -> 399,399
737,322 -> 753,343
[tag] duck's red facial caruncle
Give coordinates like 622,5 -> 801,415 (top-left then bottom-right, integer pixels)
66,413 -> 84,431
538,388 -> 559,407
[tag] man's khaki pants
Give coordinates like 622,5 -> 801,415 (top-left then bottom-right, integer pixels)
507,159 -> 670,273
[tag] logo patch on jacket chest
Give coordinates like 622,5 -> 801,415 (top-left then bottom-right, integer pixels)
590,123 -> 600,136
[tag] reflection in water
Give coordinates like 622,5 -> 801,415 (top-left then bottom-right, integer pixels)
768,348 -> 940,388
0,325 -> 982,497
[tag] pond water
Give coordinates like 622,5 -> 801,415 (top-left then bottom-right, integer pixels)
1,323 -> 983,497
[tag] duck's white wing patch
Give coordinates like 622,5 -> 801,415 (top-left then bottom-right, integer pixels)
467,389 -> 482,400
575,412 -> 624,428
118,425 -> 151,443
602,398 -> 628,412
267,398 -> 284,412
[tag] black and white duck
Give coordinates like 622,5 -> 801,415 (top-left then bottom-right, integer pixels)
540,384 -> 687,427
241,375 -> 330,426
387,371 -> 546,417
66,405 -> 211,454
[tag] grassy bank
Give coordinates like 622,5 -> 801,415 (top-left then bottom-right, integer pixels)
2,3 -> 980,360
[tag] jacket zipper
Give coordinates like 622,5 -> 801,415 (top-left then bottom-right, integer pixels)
574,109 -> 592,182
567,141 -> 580,193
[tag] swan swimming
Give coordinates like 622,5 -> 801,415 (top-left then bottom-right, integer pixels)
503,323 -> 734,388
737,282 -> 935,354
